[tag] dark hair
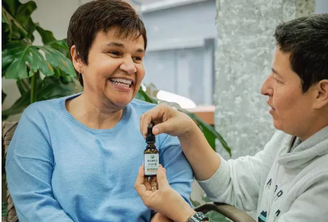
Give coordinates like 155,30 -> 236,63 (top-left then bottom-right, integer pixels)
67,0 -> 147,86
274,13 -> 328,93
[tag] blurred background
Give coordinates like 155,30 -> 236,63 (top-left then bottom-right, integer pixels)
2,0 -> 328,209
3,0 -> 328,154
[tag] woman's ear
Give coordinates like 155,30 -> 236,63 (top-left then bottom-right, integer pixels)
70,45 -> 84,73
313,80 -> 328,109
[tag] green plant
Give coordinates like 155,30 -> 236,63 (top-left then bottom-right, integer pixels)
2,0 -> 78,120
2,0 -> 78,218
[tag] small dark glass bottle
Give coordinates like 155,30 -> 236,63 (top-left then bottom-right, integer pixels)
144,122 -> 159,177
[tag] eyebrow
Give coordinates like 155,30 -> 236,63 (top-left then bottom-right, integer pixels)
105,42 -> 145,53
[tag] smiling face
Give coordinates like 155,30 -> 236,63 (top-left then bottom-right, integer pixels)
71,27 -> 145,109
261,47 -> 317,138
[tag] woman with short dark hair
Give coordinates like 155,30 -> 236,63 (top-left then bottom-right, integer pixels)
6,1 -> 193,221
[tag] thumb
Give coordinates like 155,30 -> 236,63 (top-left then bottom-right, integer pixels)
134,166 -> 147,195
156,166 -> 170,189
152,122 -> 171,135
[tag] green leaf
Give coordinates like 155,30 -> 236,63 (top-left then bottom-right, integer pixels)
15,1 -> 37,41
36,76 -> 73,101
202,195 -> 211,202
2,12 -> 11,35
35,25 -> 56,45
182,110 -> 231,155
1,42 -> 16,71
2,75 -> 73,120
206,211 -> 230,222
199,120 -> 230,155
16,78 -> 30,95
39,46 -> 76,78
2,0 -> 21,17
50,39 -> 70,57
2,89 -> 30,120
56,68 -> 72,84
16,1 -> 37,23
3,42 -> 54,79
136,87 -> 158,103
1,0 -> 76,120
191,199 -> 201,208
2,201 -> 7,219
51,39 -> 69,50
2,6 -> 28,40
2,42 -> 75,80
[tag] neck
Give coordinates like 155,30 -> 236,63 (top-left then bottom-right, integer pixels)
67,93 -> 123,129
298,110 -> 328,141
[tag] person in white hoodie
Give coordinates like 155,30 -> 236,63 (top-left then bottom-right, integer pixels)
134,13 -> 328,222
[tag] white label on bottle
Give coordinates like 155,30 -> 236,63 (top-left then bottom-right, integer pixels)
144,153 -> 159,176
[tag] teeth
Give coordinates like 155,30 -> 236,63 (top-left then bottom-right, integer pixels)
110,78 -> 132,85
115,82 -> 129,88
109,78 -> 132,88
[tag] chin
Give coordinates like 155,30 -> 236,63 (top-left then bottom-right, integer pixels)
107,97 -> 133,108
273,120 -> 283,131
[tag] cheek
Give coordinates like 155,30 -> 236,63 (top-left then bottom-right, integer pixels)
136,66 -> 145,83
274,91 -> 298,117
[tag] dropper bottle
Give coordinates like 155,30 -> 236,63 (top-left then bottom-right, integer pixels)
144,122 -> 159,177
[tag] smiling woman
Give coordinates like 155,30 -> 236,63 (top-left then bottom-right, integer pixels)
5,1 -> 194,222
68,28 -> 146,115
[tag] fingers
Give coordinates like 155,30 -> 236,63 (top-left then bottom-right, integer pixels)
144,176 -> 152,190
140,104 -> 171,137
135,166 -> 148,195
156,165 -> 170,190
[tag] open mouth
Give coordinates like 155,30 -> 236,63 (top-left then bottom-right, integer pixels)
267,102 -> 275,111
109,78 -> 133,88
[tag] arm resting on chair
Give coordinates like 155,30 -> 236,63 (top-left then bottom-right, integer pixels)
195,202 -> 256,222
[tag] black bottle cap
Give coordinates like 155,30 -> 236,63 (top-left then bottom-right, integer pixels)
146,122 -> 155,143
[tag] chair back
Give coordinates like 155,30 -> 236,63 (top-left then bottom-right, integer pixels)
2,121 -> 19,222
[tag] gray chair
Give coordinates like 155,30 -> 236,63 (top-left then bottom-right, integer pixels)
3,121 -> 19,222
195,202 -> 256,222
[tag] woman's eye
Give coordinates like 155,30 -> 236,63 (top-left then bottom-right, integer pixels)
274,78 -> 282,84
108,51 -> 121,56
133,56 -> 142,63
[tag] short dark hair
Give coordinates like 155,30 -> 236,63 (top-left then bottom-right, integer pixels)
67,0 -> 147,86
274,13 -> 328,93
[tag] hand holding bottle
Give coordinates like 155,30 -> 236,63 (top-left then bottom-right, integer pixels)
135,165 -> 195,222
140,104 -> 221,181
140,104 -> 196,138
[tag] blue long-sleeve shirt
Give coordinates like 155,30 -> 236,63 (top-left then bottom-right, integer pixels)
6,94 -> 194,222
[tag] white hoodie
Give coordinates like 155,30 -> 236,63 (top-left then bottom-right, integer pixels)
198,126 -> 328,222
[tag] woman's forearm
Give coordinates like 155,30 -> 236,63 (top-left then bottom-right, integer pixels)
178,123 -> 221,181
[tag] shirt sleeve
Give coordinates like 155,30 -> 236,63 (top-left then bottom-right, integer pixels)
197,131 -> 284,213
159,134 -> 194,205
5,104 -> 74,222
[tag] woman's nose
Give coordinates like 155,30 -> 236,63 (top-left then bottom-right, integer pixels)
120,58 -> 137,75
